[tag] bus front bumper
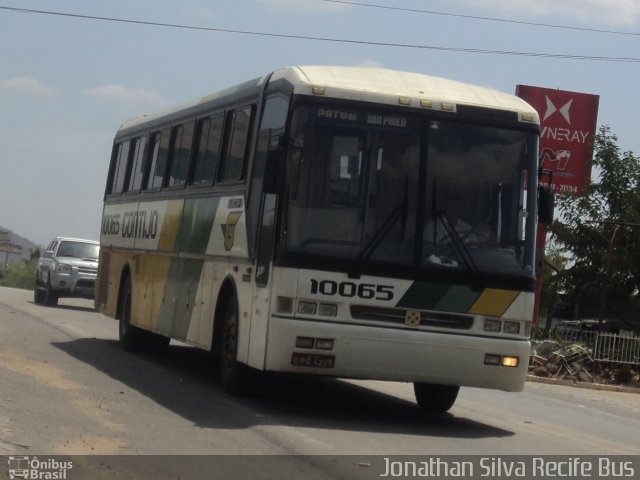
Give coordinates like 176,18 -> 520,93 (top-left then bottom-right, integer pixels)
264,316 -> 530,392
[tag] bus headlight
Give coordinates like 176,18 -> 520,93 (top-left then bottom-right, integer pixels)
483,319 -> 501,332
503,321 -> 520,334
297,301 -> 317,315
318,303 -> 337,317
315,338 -> 334,350
484,354 -> 501,366
278,298 -> 338,318
296,337 -> 315,349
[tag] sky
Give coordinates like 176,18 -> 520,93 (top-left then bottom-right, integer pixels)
1,0 -> 639,247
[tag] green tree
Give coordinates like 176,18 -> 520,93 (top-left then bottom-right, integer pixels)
551,125 -> 640,315
539,243 -> 566,316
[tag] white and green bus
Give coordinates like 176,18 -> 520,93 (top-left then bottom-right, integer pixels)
97,66 -> 545,413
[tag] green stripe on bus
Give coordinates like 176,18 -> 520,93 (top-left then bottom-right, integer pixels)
177,198 -> 220,254
397,281 -> 453,311
157,257 -> 204,338
433,284 -> 482,312
398,281 -> 521,315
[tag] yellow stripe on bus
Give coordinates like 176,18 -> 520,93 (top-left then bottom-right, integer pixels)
468,288 -> 520,318
135,255 -> 172,332
158,200 -> 184,252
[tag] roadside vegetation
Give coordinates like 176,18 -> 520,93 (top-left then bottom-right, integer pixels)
0,251 -> 38,290
533,128 -> 640,388
543,125 -> 640,320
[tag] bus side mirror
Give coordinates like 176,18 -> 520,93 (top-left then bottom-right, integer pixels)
537,186 -> 555,224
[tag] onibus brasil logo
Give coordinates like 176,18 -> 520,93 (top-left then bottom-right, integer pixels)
7,456 -> 73,480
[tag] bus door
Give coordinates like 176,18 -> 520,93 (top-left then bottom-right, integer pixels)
247,92 -> 290,368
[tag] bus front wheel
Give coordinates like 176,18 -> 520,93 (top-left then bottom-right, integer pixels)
413,382 -> 459,413
219,298 -> 253,395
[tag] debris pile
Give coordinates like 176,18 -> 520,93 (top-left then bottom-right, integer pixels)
530,341 -> 593,382
530,340 -> 640,388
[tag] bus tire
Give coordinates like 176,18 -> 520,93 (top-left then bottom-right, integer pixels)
118,275 -> 144,352
146,331 -> 170,354
219,298 -> 253,395
413,383 -> 459,414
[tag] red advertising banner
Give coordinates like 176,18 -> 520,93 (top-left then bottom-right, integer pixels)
516,85 -> 599,195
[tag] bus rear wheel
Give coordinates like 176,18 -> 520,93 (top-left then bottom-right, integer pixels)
118,276 -> 144,352
413,383 -> 459,413
218,298 -> 253,395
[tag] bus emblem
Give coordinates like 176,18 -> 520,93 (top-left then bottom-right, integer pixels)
221,211 -> 243,251
404,310 -> 421,327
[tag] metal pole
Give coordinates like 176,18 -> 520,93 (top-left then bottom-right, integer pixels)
543,260 -> 561,339
597,225 -> 619,335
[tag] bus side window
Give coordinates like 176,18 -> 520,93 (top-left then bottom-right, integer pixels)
166,121 -> 195,188
111,140 -> 131,194
191,113 -> 223,185
145,130 -> 168,190
127,136 -> 148,192
219,106 -> 254,183
105,143 -> 119,195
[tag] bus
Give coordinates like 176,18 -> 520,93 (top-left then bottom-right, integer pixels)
97,66 -> 546,413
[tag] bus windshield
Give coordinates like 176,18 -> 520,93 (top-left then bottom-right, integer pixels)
282,105 -> 538,278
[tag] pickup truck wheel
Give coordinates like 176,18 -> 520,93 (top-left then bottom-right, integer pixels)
34,278 -> 46,305
44,280 -> 58,307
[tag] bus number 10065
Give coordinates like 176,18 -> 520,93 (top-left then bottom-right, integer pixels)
309,279 -> 394,301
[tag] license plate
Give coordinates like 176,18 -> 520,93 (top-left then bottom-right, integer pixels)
291,352 -> 335,369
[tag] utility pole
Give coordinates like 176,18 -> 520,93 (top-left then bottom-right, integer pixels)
542,260 -> 561,339
586,220 -> 639,334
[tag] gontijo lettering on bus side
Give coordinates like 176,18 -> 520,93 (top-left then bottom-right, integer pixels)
100,196 -> 247,257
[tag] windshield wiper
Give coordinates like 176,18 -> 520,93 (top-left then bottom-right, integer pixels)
430,178 -> 478,273
357,176 -> 409,261
433,210 -> 479,274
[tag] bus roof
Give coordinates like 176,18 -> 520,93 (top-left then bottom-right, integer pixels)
117,66 -> 538,134
277,66 -> 538,121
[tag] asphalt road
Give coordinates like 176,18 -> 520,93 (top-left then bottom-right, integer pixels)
0,286 -> 638,479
